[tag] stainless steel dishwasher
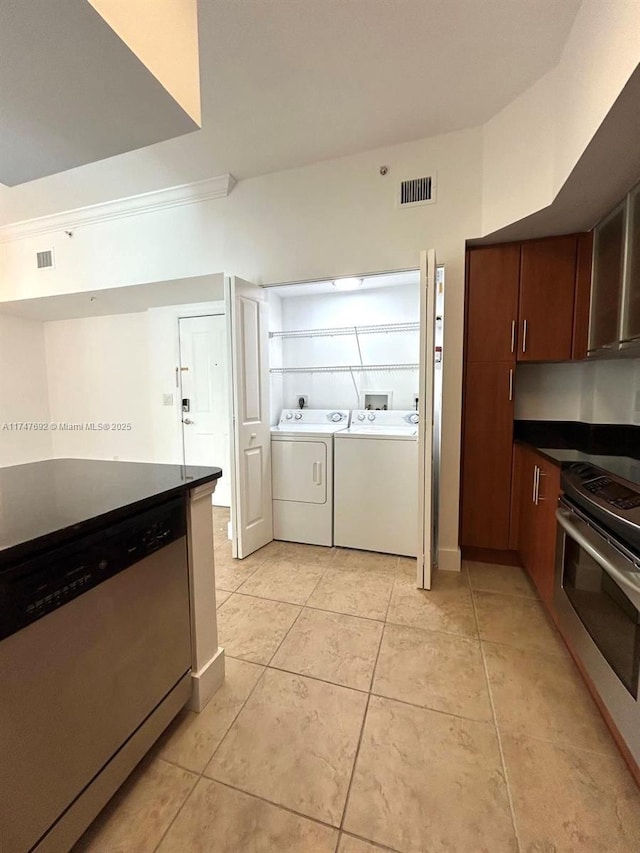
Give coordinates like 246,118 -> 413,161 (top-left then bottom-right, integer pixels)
0,497 -> 192,853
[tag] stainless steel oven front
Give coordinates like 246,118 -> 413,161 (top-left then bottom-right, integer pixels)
555,498 -> 640,765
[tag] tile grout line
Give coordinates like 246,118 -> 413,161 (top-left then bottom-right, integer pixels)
156,758 -> 352,845
226,650 -> 513,727
468,578 -> 523,853
152,661 -> 270,852
337,567 -> 395,845
337,693 -> 372,836
338,830 -> 405,853
157,550 -> 459,851
479,635 -> 569,660
199,776 -> 347,836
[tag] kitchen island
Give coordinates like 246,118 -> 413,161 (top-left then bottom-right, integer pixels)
0,458 -> 224,853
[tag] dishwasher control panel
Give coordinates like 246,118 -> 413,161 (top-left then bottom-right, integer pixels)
0,497 -> 187,641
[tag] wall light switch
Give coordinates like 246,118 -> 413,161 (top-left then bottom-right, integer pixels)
162,393 -> 174,406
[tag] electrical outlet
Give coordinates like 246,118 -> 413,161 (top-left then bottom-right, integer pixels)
162,393 -> 174,407
296,394 -> 309,408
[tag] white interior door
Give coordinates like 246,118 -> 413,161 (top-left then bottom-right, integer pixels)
178,314 -> 231,507
225,276 -> 273,558
417,249 -> 438,589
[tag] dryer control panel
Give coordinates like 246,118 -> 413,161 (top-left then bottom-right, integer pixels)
278,409 -> 349,426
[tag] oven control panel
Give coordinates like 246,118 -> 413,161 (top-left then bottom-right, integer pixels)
0,498 -> 187,641
562,462 -> 640,555
583,476 -> 640,510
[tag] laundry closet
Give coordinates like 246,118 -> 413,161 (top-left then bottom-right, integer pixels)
265,271 -> 426,557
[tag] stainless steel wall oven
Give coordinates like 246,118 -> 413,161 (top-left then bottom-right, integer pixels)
555,460 -> 640,767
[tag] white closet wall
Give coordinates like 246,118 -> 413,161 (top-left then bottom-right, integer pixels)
267,290 -> 284,424
275,284 -> 420,411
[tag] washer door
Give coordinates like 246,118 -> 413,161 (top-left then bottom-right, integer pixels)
272,440 -> 327,504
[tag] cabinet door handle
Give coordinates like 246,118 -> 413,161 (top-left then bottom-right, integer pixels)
537,470 -> 547,501
510,320 -> 516,354
508,368 -> 513,401
522,319 -> 528,353
532,465 -> 540,505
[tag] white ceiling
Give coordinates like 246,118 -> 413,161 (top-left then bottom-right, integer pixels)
0,274 -> 224,322
0,0 -> 581,217
0,0 -> 198,186
268,270 -> 420,299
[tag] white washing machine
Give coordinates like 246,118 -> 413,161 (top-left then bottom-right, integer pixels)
271,409 -> 350,546
334,410 -> 419,557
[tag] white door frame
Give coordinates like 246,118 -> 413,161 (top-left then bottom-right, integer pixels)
174,299 -> 231,465
177,311 -> 231,509
240,260 -> 442,579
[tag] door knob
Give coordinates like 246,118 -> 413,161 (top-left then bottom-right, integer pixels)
183,418 -> 194,425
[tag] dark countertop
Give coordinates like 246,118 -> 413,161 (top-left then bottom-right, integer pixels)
531,447 -> 640,488
514,419 -> 639,459
514,419 -> 640,487
0,458 -> 222,568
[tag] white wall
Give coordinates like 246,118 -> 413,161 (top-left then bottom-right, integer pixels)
276,284 -> 420,411
481,0 -> 640,235
44,312 -> 153,460
0,314 -> 52,466
0,128 -> 482,570
515,359 -> 640,426
42,300 -> 230,468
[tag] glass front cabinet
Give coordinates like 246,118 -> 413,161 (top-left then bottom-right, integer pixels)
589,183 -> 640,356
621,183 -> 640,348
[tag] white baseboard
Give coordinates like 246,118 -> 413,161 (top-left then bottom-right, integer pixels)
438,546 -> 461,572
187,646 -> 225,712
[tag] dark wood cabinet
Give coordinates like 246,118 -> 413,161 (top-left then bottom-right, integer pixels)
518,236 -> 578,362
461,362 -> 514,549
461,233 -> 591,556
515,444 -> 560,605
466,246 -> 520,363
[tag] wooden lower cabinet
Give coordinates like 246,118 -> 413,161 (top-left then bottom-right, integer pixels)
514,443 -> 560,605
460,361 -> 514,550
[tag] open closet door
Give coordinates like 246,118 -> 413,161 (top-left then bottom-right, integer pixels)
225,276 -> 273,558
417,250 -> 437,589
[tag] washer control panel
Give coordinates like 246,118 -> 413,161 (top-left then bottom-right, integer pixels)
350,410 -> 419,428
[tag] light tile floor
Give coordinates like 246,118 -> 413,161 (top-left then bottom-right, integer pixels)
74,508 -> 640,852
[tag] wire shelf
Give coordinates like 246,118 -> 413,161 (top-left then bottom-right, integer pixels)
269,363 -> 419,374
269,322 -> 419,340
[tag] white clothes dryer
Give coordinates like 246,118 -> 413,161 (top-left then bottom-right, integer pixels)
270,409 -> 350,546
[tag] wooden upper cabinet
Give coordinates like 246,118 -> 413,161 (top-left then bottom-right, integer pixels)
518,236 -> 578,362
466,245 -> 520,362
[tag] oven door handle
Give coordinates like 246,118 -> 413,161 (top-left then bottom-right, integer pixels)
556,508 -> 640,609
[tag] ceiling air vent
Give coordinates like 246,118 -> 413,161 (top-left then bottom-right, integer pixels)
398,175 -> 436,208
36,249 -> 54,269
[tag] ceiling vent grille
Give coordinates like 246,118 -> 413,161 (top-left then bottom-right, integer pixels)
36,249 -> 54,269
398,175 -> 435,208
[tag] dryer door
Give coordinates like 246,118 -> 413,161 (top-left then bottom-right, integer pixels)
272,440 -> 327,504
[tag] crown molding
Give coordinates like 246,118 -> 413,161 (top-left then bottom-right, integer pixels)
0,174 -> 236,243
